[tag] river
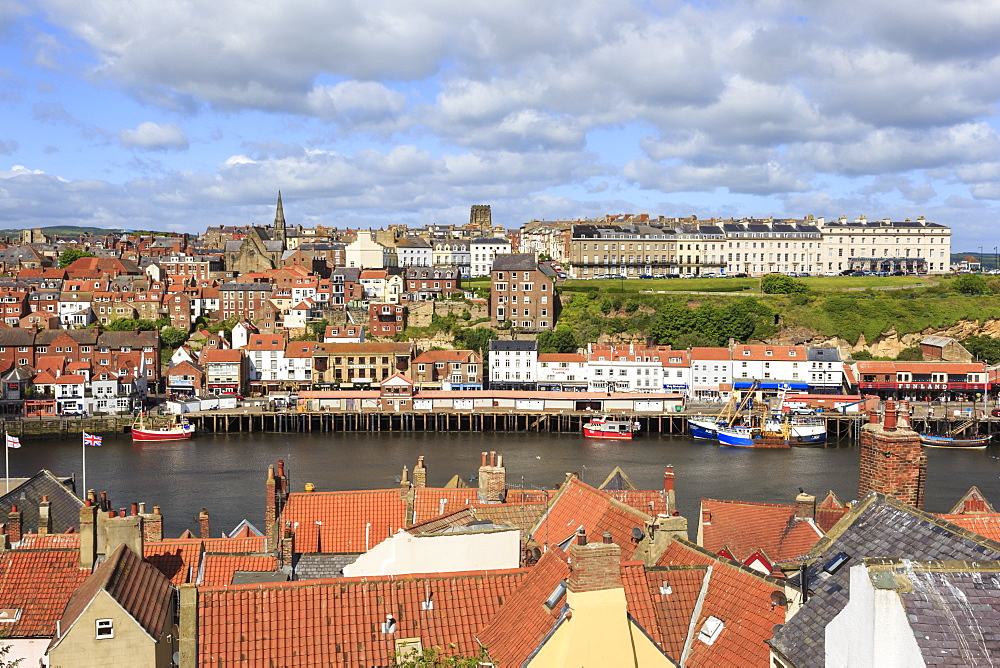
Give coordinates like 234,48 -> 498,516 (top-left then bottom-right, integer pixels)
9,431 -> 1000,536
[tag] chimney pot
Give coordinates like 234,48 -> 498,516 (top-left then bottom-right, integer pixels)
489,451 -> 497,467
480,452 -> 488,467
602,531 -> 613,544
884,400 -> 897,431
130,503 -> 138,516
576,528 -> 587,545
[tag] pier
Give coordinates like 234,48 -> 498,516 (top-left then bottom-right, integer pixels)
2,410 -> 996,441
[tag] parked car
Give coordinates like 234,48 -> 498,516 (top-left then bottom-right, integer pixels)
788,407 -> 815,416
992,408 -> 1000,417
731,272 -> 749,278
61,408 -> 86,417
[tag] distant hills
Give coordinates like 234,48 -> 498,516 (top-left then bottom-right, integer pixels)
0,225 -> 158,240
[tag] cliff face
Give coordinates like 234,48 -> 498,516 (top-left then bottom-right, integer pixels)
763,318 -> 1000,359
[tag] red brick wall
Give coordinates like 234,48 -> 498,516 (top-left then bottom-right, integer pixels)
568,542 -> 622,593
859,423 -> 926,509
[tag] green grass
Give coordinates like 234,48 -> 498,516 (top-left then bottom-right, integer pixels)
560,275 -> 935,294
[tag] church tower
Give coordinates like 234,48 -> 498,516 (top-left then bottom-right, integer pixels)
273,191 -> 287,247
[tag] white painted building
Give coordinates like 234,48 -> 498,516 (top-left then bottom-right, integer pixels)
345,231 -> 397,269
489,340 -> 538,389
470,237 -> 513,277
395,238 -> 433,267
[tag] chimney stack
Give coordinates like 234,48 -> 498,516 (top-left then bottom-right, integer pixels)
399,466 -> 409,489
79,501 -> 98,569
199,508 -> 210,539
142,505 -> 163,543
38,495 -> 52,535
859,397 -> 926,509
478,452 -> 507,503
795,491 -> 816,520
104,510 -> 144,558
7,505 -> 21,545
413,456 -> 427,488
567,527 -> 622,594
663,465 -> 676,513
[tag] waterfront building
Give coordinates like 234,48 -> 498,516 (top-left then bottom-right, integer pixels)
411,349 -> 483,390
243,333 -> 288,394
586,343 -> 689,394
689,347 -> 733,399
488,340 -> 538,390
203,348 -> 247,396
489,254 -> 560,332
312,341 -> 414,389
852,360 -> 988,402
535,352 -> 587,391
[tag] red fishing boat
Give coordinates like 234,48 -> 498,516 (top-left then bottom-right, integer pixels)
131,414 -> 195,442
582,415 -> 640,440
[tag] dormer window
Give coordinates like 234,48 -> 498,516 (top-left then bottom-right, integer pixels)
765,350 -> 773,356
789,350 -> 796,356
743,350 -> 750,356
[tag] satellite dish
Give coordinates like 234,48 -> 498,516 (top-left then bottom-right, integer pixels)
631,527 -> 644,542
772,624 -> 784,636
770,590 -> 787,608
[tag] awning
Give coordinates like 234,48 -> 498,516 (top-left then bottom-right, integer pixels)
733,382 -> 809,390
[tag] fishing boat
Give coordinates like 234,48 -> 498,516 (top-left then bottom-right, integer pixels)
766,415 -> 827,444
583,415 -> 640,440
131,413 -> 195,442
689,385 -> 757,440
920,415 -> 990,449
920,434 -> 990,449
714,385 -> 826,448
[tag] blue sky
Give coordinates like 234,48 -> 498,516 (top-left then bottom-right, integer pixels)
2,0 -> 1000,250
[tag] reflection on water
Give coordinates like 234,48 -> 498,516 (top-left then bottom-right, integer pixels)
8,431 -> 1000,535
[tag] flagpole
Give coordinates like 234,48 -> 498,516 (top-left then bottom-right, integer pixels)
82,431 -> 86,498
4,429 -> 8,494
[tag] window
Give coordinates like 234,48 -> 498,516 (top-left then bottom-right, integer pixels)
96,618 -> 114,639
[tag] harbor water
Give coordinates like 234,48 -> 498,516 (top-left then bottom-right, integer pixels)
8,431 -> 1000,536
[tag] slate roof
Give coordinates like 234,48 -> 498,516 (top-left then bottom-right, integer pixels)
197,568 -> 528,666
700,498 -> 824,564
488,339 -> 537,352
56,544 -> 173,643
0,470 -> 83,538
867,559 -> 1000,665
491,253 -> 539,271
0,548 -> 90,637
769,493 -> 1000,666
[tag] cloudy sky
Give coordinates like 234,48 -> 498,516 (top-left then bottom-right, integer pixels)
1,0 -> 999,250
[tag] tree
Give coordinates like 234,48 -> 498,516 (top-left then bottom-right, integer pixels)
394,645 -> 490,667
453,327 -> 498,356
760,274 -> 807,294
895,345 -> 923,361
159,326 -> 188,349
307,318 -> 329,340
953,273 -> 988,295
57,248 -> 95,268
537,326 -> 579,353
106,318 -> 159,332
963,335 -> 1000,364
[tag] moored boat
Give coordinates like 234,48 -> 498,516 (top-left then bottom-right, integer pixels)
131,414 -> 195,442
583,415 -> 640,440
920,434 -> 990,449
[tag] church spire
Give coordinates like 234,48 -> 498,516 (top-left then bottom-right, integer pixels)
273,191 -> 286,245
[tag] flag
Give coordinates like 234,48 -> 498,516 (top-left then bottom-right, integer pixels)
5,435 -> 19,449
83,432 -> 102,447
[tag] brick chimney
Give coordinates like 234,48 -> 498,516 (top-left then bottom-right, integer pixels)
265,461 -> 289,553
477,451 -> 506,503
399,466 -> 409,489
413,456 -> 427,488
199,508 -> 210,539
859,399 -> 927,509
7,505 -> 21,545
141,504 -> 164,543
79,500 -> 98,569
795,491 -> 816,520
567,527 -> 622,594
663,465 -> 676,513
38,495 -> 52,535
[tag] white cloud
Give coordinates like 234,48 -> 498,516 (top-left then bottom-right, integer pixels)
119,122 -> 189,151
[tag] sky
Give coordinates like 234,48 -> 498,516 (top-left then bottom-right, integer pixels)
1,1 -> 1000,250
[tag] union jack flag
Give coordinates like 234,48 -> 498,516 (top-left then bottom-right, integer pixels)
83,432 -> 102,447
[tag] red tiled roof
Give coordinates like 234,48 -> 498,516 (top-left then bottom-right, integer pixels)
655,540 -> 786,667
530,477 -> 653,559
622,562 -> 706,660
145,540 -> 203,585
700,498 -> 824,563
689,347 -> 731,360
281,489 -> 409,554
937,514 -> 1000,542
202,349 -> 242,363
854,361 -> 986,374
18,533 -> 80,549
201,555 -> 277,587
536,353 -> 586,363
732,344 -> 807,361
197,568 -> 528,666
0,549 -> 90,637
204,536 -> 266,553
475,549 -> 571,667
411,488 -> 480,525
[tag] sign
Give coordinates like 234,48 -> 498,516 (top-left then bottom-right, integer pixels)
663,384 -> 689,390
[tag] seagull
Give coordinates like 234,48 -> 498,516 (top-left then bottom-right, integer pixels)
536,456 -> 541,459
